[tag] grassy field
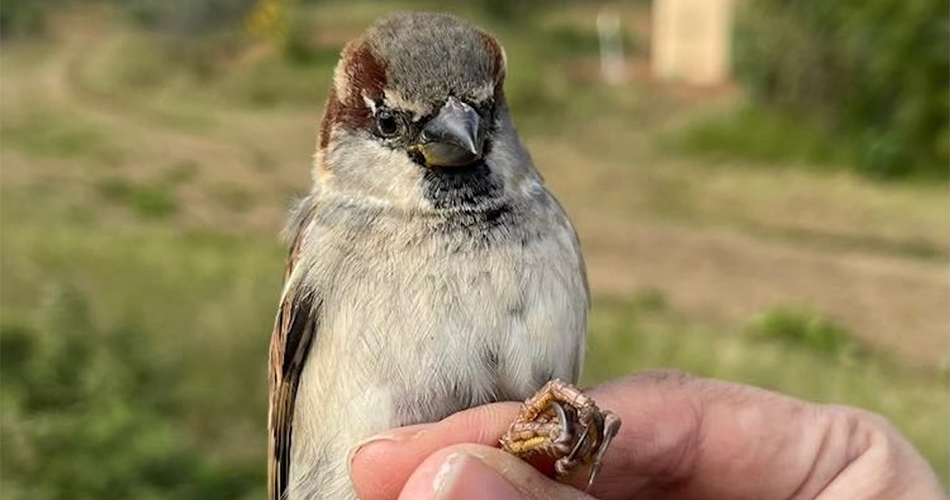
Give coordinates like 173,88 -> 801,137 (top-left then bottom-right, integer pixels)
1,3 -> 947,498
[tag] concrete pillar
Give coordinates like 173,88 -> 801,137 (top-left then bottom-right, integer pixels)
651,0 -> 737,86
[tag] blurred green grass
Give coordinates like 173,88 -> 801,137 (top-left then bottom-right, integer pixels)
586,295 -> 949,483
664,106 -> 854,169
0,105 -> 123,166
1,1 -> 947,498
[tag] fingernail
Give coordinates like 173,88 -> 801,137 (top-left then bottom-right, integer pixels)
433,452 -> 524,500
347,423 -> 432,477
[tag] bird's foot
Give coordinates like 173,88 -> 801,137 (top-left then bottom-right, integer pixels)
499,379 -> 621,490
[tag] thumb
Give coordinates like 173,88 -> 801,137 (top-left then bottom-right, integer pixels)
397,444 -> 596,500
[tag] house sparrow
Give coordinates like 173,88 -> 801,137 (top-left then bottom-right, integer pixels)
268,12 -> 589,500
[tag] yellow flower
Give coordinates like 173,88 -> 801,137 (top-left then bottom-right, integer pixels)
246,0 -> 288,44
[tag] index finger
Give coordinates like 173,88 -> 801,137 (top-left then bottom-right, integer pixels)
351,401 -> 521,500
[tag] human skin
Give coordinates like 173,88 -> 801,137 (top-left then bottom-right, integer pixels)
350,371 -> 945,500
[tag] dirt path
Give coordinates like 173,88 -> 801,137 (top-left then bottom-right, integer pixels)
576,211 -> 947,366
33,9 -> 307,230
41,12 -> 240,159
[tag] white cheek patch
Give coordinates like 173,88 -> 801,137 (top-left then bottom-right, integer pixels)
322,129 -> 427,206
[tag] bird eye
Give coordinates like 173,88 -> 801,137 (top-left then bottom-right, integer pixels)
376,110 -> 401,138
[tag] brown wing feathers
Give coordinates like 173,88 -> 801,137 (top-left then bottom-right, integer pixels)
268,233 -> 320,500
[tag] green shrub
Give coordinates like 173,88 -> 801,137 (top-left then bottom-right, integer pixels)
0,289 -> 260,500
0,0 -> 68,38
733,0 -> 949,179
96,177 -> 179,219
670,106 -> 852,168
747,306 -> 863,360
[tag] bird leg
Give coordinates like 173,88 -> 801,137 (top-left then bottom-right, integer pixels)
500,379 -> 622,489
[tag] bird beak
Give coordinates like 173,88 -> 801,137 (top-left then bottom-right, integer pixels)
414,97 -> 484,167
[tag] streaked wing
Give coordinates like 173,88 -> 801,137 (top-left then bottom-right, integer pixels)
268,224 -> 321,500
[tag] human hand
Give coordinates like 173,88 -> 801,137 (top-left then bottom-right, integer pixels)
350,371 -> 945,500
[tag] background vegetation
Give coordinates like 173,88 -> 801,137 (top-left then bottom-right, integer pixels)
1,1 -> 946,498
730,0 -> 949,179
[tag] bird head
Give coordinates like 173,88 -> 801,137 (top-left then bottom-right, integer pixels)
314,13 -> 534,210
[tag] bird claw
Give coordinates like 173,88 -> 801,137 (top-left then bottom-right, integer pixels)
499,379 -> 622,490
